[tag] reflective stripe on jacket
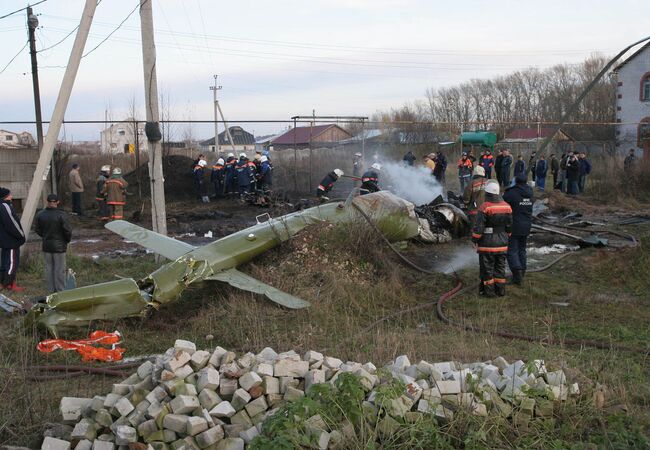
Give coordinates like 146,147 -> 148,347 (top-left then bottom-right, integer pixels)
471,199 -> 512,253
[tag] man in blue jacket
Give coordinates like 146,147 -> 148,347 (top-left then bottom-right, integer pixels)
513,154 -> 526,180
500,149 -> 513,187
257,156 -> 273,193
535,155 -> 548,191
0,188 -> 26,292
578,152 -> 592,193
502,174 -> 533,285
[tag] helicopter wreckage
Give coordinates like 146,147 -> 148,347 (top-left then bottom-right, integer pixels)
25,191 -> 468,336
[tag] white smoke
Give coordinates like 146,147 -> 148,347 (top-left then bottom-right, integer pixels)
379,160 -> 444,206
438,245 -> 477,274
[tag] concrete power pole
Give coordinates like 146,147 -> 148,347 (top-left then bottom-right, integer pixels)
20,0 -> 97,237
210,74 -> 221,154
139,0 -> 167,240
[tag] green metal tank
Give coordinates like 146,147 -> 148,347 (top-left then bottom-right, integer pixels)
459,131 -> 497,148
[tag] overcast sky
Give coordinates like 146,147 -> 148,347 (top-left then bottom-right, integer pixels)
1,0 -> 648,140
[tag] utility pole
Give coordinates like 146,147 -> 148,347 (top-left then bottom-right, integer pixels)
139,0 -> 167,240
21,0 -> 97,236
210,74 -> 221,153
27,7 -> 54,197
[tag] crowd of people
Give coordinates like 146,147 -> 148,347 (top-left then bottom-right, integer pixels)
191,151 -> 273,203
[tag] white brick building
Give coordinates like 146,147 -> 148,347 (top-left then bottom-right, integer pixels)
100,118 -> 147,154
614,43 -> 650,156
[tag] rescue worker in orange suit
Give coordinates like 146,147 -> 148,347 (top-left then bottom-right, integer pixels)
95,165 -> 111,221
360,163 -> 381,195
102,168 -> 128,221
479,148 -> 494,179
471,180 -> 513,297
463,165 -> 487,225
457,152 -> 473,192
316,169 -> 344,201
210,158 -> 225,199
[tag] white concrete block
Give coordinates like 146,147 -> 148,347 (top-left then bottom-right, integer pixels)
304,350 -> 324,364
197,368 -> 220,392
219,378 -> 238,398
262,376 -> 280,395
114,426 -> 137,445
165,351 -> 192,372
436,380 -> 461,395
195,425 -> 225,448
215,437 -> 244,450
199,389 -> 221,410
238,425 -> 260,444
254,363 -> 274,377
170,395 -> 200,415
244,396 -> 268,418
190,350 -> 211,370
274,359 -> 309,377
209,401 -> 236,418
393,355 -> 411,372
174,339 -> 197,355
209,346 -> 228,368
238,371 -> 263,391
231,389 -> 251,411
305,369 -> 326,390
42,437 -> 71,450
91,441 -> 114,450
322,357 -> 342,369
114,397 -> 135,417
163,414 -> 189,434
186,416 -> 209,436
255,347 -> 278,363
60,397 -> 91,423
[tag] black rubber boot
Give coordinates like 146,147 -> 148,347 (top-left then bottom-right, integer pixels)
512,270 -> 522,285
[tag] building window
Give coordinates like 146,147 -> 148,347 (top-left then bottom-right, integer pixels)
118,128 -> 126,136
5,135 -> 13,141
643,75 -> 650,101
639,118 -> 650,147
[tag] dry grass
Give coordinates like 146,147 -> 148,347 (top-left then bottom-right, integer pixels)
1,222 -> 650,447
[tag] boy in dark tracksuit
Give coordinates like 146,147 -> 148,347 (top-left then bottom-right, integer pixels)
0,188 -> 26,292
471,180 -> 512,297
502,174 -> 533,284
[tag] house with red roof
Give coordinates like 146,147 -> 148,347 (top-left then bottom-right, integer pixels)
269,124 -> 352,149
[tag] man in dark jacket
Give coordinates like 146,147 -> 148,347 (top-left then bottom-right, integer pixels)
513,154 -> 526,179
236,154 -> 256,196
360,163 -> 381,195
535,155 -> 548,191
35,194 -> 72,293
457,152 -> 473,193
403,151 -> 416,166
257,156 -> 273,193
210,158 -> 225,198
566,152 -> 580,195
433,151 -> 447,185
317,169 -> 344,201
558,152 -> 569,192
578,152 -> 592,193
479,149 -> 494,179
494,149 -> 504,186
224,153 -> 238,195
624,149 -> 636,174
95,165 -> 110,221
528,152 -> 537,182
502,174 -> 533,285
193,159 -> 209,202
550,154 -> 560,189
471,180 -> 512,297
0,188 -> 26,292
501,149 -> 513,187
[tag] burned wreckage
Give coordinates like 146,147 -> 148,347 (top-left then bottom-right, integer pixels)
25,191 -> 468,336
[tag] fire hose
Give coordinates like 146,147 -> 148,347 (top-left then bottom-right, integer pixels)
346,201 -> 650,356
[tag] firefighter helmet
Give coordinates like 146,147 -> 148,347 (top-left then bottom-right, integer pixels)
485,180 -> 500,195
371,163 -> 381,171
473,166 -> 485,177
217,158 -> 225,165
112,167 -> 122,175
333,169 -> 344,177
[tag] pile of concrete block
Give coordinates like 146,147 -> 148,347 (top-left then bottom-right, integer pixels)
41,341 -> 578,450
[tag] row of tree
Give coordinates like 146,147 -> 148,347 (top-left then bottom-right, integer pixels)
371,55 -> 616,141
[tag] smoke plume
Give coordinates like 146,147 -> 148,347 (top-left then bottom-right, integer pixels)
379,160 -> 444,206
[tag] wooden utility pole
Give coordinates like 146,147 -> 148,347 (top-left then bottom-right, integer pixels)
139,0 -> 167,238
20,0 -> 97,236
27,7 -> 55,197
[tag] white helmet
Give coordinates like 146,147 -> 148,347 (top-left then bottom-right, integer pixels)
260,155 -> 268,163
101,165 -> 111,172
217,158 -> 225,165
112,167 -> 122,175
484,180 -> 500,195
333,169 -> 344,177
354,153 -> 362,157
239,153 -> 247,159
371,163 -> 381,171
227,152 -> 235,158
473,166 -> 485,177
198,160 -> 207,167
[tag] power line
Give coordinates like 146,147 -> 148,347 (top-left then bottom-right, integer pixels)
39,24 -> 79,52
82,0 -> 142,58
0,40 -> 29,74
0,0 -> 48,20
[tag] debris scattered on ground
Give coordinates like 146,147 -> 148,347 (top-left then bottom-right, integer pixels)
527,244 -> 580,255
42,340 -> 579,449
0,293 -> 26,314
37,331 -> 125,362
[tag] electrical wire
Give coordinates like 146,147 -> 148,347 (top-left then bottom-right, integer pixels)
0,40 -> 29,75
0,0 -> 48,20
82,0 -> 143,58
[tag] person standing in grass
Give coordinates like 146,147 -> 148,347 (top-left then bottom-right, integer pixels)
550,154 -> 560,189
501,149 -> 513,187
578,152 -> 592,193
624,148 -> 636,174
503,174 -> 533,285
35,194 -> 72,293
535,155 -> 548,191
0,187 -> 26,292
68,163 -> 84,216
566,152 -> 580,195
513,154 -> 526,180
